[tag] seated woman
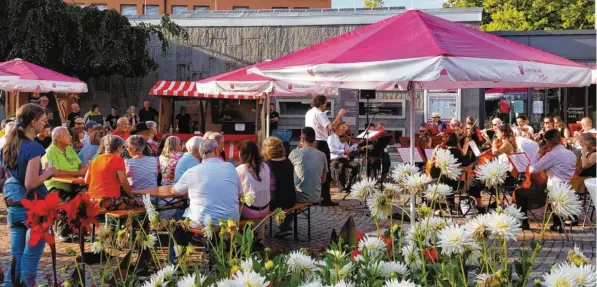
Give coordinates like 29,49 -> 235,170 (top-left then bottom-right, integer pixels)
579,133 -> 596,177
85,135 -> 142,210
125,135 -> 158,190
237,140 -> 271,245
71,126 -> 85,152
262,136 -> 296,237
159,136 -> 183,185
78,129 -> 106,165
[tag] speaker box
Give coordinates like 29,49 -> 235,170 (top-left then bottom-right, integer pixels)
360,89 -> 376,99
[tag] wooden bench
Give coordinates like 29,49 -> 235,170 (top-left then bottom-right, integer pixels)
90,208 -> 145,244
269,202 -> 313,241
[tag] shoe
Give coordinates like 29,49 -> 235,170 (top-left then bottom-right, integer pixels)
320,201 -> 339,207
275,230 -> 292,238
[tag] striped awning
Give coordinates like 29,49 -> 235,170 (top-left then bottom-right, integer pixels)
149,80 -> 261,100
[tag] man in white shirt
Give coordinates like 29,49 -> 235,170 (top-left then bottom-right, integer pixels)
327,123 -> 359,192
513,126 -> 539,161
515,129 -> 576,231
305,95 -> 346,206
515,115 -> 535,136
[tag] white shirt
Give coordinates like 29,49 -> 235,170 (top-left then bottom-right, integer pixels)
236,163 -> 271,208
0,136 -> 7,150
305,107 -> 331,141
327,133 -> 345,160
524,124 -> 535,136
515,136 -> 539,161
174,158 -> 241,227
529,145 -> 576,185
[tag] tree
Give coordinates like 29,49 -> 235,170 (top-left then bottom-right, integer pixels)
443,0 -> 595,31
2,0 -> 189,81
364,0 -> 384,8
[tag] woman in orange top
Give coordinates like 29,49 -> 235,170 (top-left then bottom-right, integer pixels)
85,135 -> 142,210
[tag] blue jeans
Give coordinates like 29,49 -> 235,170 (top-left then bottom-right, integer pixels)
5,206 -> 46,287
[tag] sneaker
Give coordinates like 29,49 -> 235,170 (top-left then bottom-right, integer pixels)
275,230 -> 293,238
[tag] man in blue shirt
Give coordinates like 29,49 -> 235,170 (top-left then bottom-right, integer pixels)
174,136 -> 204,182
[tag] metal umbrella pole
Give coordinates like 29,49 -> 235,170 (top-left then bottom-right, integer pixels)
408,82 -> 416,222
266,92 -> 271,137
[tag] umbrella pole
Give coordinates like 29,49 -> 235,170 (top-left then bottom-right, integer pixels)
408,83 -> 416,222
266,93 -> 271,137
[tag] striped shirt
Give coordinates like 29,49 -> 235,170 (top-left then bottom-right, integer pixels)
125,156 -> 158,190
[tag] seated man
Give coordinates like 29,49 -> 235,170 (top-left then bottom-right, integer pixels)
41,126 -> 88,241
174,136 -> 204,183
514,129 -> 576,231
327,123 -> 359,192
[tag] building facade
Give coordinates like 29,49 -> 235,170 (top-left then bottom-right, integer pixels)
65,0 -> 331,15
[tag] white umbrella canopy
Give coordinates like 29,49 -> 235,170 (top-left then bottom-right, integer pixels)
0,69 -> 20,91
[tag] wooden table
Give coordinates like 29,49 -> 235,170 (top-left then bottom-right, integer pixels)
132,185 -> 187,211
52,176 -> 86,185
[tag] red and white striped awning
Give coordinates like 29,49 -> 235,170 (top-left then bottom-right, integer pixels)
149,80 -> 262,100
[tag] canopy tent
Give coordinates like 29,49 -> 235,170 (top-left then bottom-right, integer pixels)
149,80 -> 262,100
0,70 -> 20,91
0,59 -> 88,93
484,88 -> 528,100
249,9 -> 591,220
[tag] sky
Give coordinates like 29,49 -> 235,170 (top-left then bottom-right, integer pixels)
332,0 -> 445,9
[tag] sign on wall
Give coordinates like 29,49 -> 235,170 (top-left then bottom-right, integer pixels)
426,89 -> 460,120
338,88 -> 359,133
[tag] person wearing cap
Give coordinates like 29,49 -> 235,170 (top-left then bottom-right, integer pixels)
82,119 -> 100,146
124,122 -> 157,158
430,112 -> 447,135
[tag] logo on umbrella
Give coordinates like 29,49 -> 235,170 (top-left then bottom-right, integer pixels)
307,69 -> 315,77
52,83 -> 57,88
230,83 -> 235,89
518,63 -> 525,75
288,84 -> 293,90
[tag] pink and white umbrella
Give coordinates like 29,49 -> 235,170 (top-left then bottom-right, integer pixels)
0,69 -> 20,91
0,58 -> 88,93
484,88 -> 528,100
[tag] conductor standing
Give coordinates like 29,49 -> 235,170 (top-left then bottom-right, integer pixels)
305,95 -> 346,206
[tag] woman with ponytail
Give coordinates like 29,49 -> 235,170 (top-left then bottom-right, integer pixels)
3,104 -> 57,286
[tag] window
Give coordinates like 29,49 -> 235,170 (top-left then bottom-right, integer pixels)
358,99 -> 405,119
171,5 -> 188,14
94,4 -> 108,10
144,5 -> 159,15
272,6 -> 288,9
276,99 -> 334,118
120,4 -> 137,15
194,5 -> 210,10
232,6 -> 249,10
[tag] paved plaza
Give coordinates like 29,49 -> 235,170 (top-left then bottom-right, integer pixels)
0,189 -> 595,286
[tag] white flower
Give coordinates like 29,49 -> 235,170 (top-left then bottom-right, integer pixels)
486,212 -> 522,241
401,244 -> 422,271
287,251 -> 317,274
383,279 -> 420,287
241,190 -> 256,206
423,183 -> 453,201
503,204 -> 527,221
421,216 -> 452,233
240,257 -> 255,272
327,250 -> 347,261
403,173 -> 432,194
141,276 -> 163,287
231,270 -> 269,287
475,159 -> 509,187
155,265 -> 177,282
203,214 -> 214,240
358,236 -> 387,258
391,163 -> 420,183
142,233 -> 158,250
542,268 -> 576,287
437,224 -> 476,255
464,214 -> 489,241
567,245 -> 590,266
334,262 -> 354,278
382,183 -> 403,199
300,281 -> 325,287
379,261 -> 410,279
352,254 -> 365,262
91,241 -> 103,254
143,194 -> 159,220
554,262 -> 597,287
176,274 -> 196,287
547,180 -> 582,219
350,178 -> 379,200
434,148 -> 462,180
173,245 -> 184,258
367,192 -> 393,220
466,249 -> 482,266
328,280 -> 355,287
216,279 -> 237,287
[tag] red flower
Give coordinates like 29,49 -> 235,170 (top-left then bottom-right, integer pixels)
355,231 -> 364,243
350,249 -> 359,260
21,192 -> 61,246
423,248 -> 438,263
380,235 -> 393,251
60,193 -> 100,233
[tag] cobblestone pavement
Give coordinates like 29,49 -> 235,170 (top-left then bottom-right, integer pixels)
0,189 -> 595,286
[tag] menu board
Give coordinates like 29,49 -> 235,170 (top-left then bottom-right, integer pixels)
339,89 -> 359,133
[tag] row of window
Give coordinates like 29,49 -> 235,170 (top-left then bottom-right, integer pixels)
73,4 -> 310,15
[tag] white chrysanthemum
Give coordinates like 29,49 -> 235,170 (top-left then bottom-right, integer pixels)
142,233 -> 158,250
352,254 -> 365,262
401,244 -> 422,271
216,278 -> 237,287
503,204 -> 527,221
155,265 -> 177,282
475,159 -> 509,187
141,275 -> 162,287
176,274 -> 196,287
475,273 -> 501,287
203,214 -> 214,240
358,236 -> 387,258
91,241 -> 103,254
300,281 -> 325,287
367,193 -> 393,220
464,213 -> 489,241
542,269 -> 576,287
327,250 -> 347,261
287,251 -> 317,273
379,261 -> 410,279
403,173 -> 432,194
437,224 -> 476,255
391,163 -> 420,183
421,216 -> 452,233
328,280 -> 355,287
404,222 -> 429,247
333,262 -> 354,278
434,148 -> 462,180
486,212 -> 522,241
567,245 -> 590,266
547,180 -> 582,219
173,245 -> 184,258
241,190 -> 256,206
383,183 -> 403,199
554,262 -> 597,287
423,183 -> 453,201
143,194 -> 159,220
240,257 -> 255,272
232,270 -> 269,287
383,279 -> 420,287
466,249 -> 482,266
350,178 -> 379,200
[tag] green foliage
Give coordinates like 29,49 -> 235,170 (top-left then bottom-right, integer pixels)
443,0 -> 595,31
364,0 -> 384,8
0,0 -> 189,81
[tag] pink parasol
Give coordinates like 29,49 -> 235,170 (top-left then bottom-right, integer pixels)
0,58 -> 88,93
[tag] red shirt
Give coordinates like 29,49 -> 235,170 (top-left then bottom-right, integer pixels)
86,154 -> 126,199
111,130 -> 130,140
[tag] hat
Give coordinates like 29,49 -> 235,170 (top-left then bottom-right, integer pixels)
85,120 -> 99,130
131,122 -> 150,135
431,112 -> 441,118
